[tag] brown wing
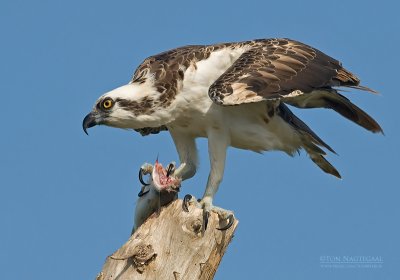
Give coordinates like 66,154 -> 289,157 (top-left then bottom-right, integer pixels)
209,38 -> 364,105
131,45 -> 206,107
131,45 -> 206,84
131,44 -> 230,108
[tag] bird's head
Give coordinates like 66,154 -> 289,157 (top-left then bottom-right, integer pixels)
83,83 -> 160,134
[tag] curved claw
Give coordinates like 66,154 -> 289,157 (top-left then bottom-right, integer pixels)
138,188 -> 150,197
166,163 -> 175,177
217,214 -> 235,231
182,194 -> 192,212
138,168 -> 150,186
202,210 -> 210,233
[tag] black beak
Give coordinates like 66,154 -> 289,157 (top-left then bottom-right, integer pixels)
82,112 -> 97,135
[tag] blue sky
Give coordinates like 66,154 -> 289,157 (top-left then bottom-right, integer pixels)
1,0 -> 399,279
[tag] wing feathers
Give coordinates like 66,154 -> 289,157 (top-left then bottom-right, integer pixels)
325,94 -> 383,133
278,55 -> 305,68
209,38 -> 360,105
208,38 -> 382,134
284,90 -> 383,133
271,60 -> 298,76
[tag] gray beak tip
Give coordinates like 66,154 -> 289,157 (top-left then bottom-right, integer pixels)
82,112 -> 97,135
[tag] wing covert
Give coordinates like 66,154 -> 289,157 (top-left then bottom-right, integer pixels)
209,39 -> 360,105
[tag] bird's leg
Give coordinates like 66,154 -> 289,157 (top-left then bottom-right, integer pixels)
182,129 -> 234,232
201,131 -> 234,231
169,130 -> 198,181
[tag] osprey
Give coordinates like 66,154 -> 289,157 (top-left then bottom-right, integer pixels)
83,38 -> 382,231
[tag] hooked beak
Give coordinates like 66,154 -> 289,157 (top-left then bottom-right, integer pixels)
82,112 -> 98,135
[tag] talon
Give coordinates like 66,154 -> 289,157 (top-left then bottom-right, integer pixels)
217,214 -> 235,231
138,168 -> 150,186
138,187 -> 149,197
182,194 -> 192,212
166,163 -> 175,177
202,210 -> 210,233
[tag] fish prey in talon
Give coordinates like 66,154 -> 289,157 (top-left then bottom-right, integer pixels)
152,160 -> 181,192
132,160 -> 181,233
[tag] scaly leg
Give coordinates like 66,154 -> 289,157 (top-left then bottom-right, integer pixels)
182,128 -> 235,232
169,129 -> 198,180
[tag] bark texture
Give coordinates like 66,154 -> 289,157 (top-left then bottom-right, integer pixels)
96,199 -> 238,280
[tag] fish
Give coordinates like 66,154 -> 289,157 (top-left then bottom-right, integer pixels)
132,160 -> 181,234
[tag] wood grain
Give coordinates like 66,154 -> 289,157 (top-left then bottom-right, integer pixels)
97,199 -> 238,280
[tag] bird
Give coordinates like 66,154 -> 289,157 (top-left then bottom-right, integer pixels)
83,38 -> 382,231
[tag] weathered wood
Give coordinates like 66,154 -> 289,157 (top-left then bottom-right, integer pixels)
97,199 -> 238,280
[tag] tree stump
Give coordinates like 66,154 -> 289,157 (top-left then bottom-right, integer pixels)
96,199 -> 238,280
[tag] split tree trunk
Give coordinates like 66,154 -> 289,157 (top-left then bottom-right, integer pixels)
96,199 -> 238,280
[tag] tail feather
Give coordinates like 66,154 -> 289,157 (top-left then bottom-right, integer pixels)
278,103 -> 336,154
278,85 -> 382,179
277,104 -> 340,178
309,153 -> 341,178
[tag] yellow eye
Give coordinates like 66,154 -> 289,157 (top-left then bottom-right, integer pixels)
102,98 -> 114,109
